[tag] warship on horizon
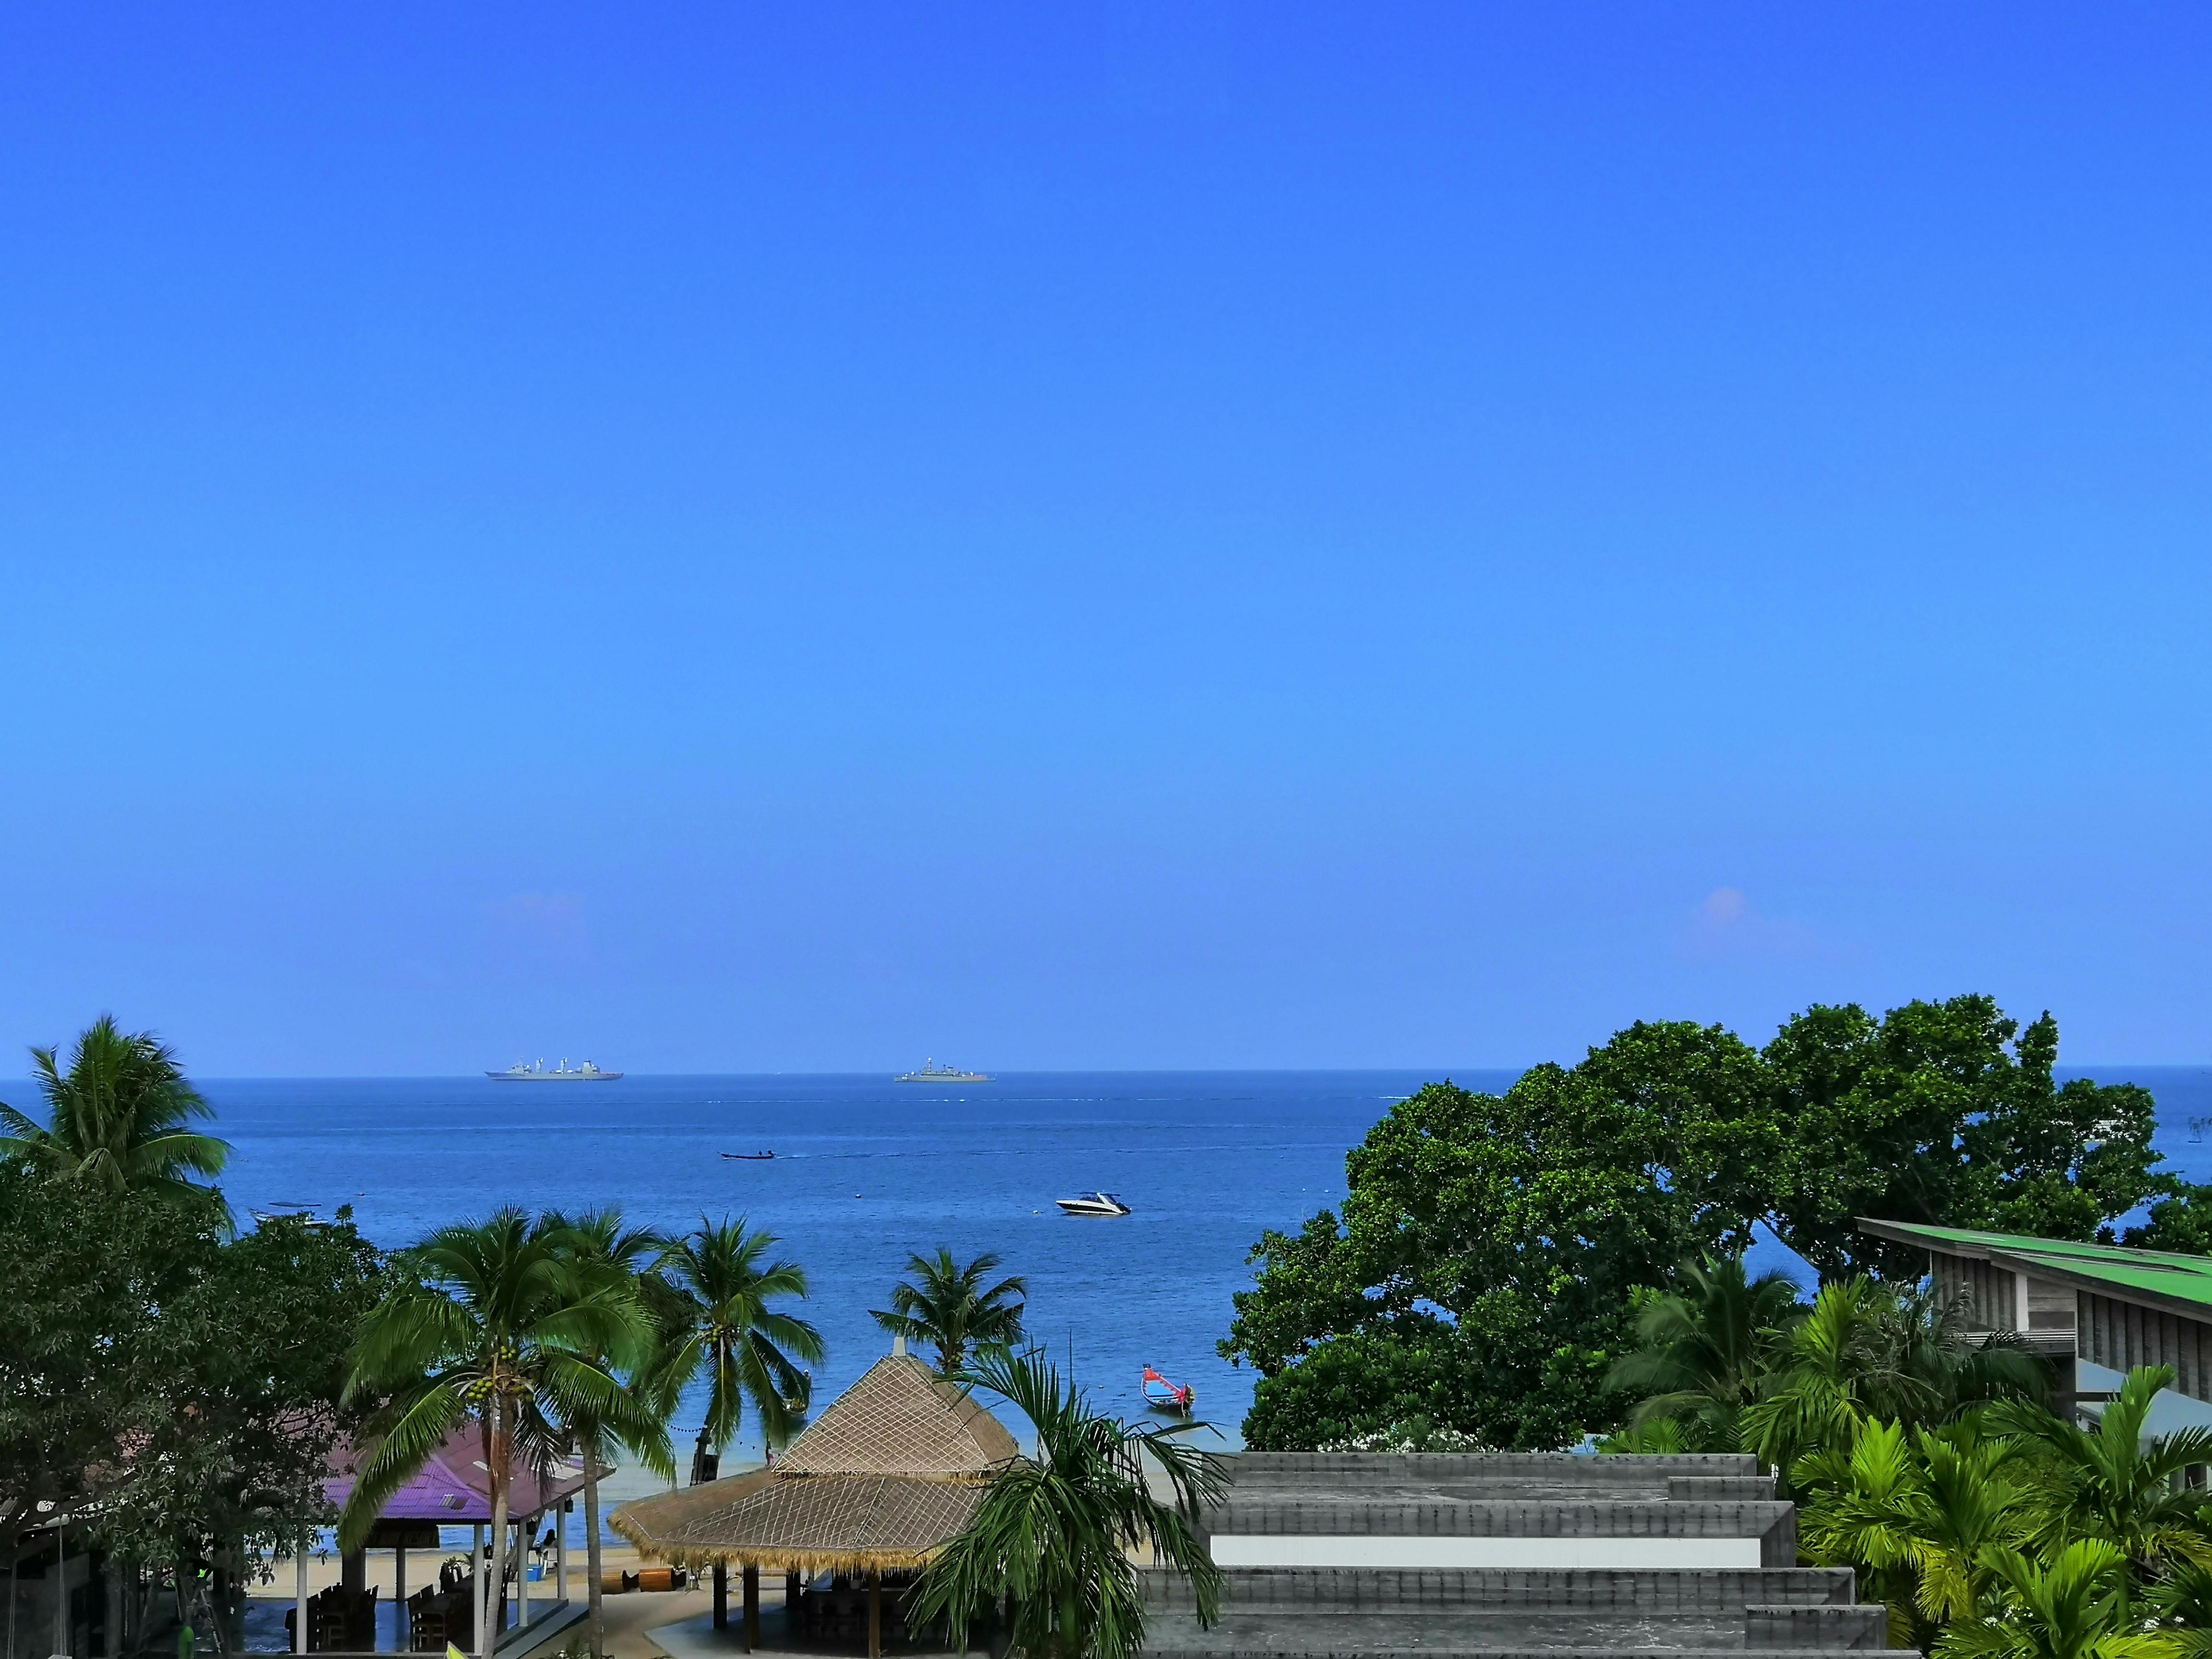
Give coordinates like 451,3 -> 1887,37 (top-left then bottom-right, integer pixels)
487,1058 -> 624,1081
895,1058 -> 991,1082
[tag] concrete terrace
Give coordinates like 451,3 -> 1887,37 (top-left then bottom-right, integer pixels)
1139,1453 -> 1896,1659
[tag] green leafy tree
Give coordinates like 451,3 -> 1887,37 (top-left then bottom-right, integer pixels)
649,1216 -> 823,1455
541,1210 -> 676,1659
100,1209 -> 386,1651
1225,1022 -> 1777,1448
0,1165 -> 204,1651
2120,1185 -> 2212,1255
1935,1539 -> 2179,1659
0,1016 -> 228,1200
871,1249 -> 1028,1375
0,1163 -> 385,1657
1605,1256 -> 1805,1451
1766,998 -> 2166,1281
340,1205 -> 665,1659
912,1346 -> 1226,1659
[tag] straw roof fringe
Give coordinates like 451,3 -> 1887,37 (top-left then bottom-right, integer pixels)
607,1468 -> 990,1575
611,1355 -> 1021,1575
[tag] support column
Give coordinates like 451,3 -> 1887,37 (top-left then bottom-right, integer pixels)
516,1519 -> 529,1632
867,1574 -> 881,1659
293,1546 -> 309,1655
55,1525 -> 67,1659
472,1525 -> 487,1659
554,1517 -> 566,1608
712,1565 -> 727,1630
742,1567 -> 758,1651
395,1547 -> 408,1652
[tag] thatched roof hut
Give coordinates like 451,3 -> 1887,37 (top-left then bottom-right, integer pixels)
610,1353 -> 1019,1577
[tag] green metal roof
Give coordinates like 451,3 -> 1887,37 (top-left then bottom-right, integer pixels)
1857,1217 -> 2212,1315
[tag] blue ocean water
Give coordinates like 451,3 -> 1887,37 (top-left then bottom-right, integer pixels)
192,1064 -> 2212,1531
202,1070 -> 1509,1466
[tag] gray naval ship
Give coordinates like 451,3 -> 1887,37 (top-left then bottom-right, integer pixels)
895,1058 -> 991,1082
487,1058 -> 623,1082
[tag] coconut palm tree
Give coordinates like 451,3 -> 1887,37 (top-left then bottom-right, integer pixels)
540,1209 -> 675,1659
912,1345 -> 1226,1659
1605,1255 -> 1804,1450
650,1216 -> 823,1455
1990,1365 -> 2212,1577
0,1016 -> 228,1199
339,1210 -> 663,1656
870,1249 -> 1029,1375
1935,1539 -> 2180,1659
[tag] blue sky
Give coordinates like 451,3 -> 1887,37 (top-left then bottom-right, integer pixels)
2,4 -> 2209,1074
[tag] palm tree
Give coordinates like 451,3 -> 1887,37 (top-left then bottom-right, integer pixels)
340,1210 -> 663,1657
1742,1278 -> 2047,1486
1990,1365 -> 2212,1577
650,1216 -> 823,1455
1799,1417 -> 2034,1650
1935,1539 -> 2179,1659
541,1209 -> 675,1659
912,1346 -> 1226,1659
1605,1255 -> 1804,1450
0,1016 -> 228,1198
871,1249 -> 1028,1375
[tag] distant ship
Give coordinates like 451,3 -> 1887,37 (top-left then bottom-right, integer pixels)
487,1059 -> 623,1082
895,1058 -> 992,1082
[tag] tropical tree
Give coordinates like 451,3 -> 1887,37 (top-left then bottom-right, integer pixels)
1991,1366 -> 2212,1577
912,1346 -> 1227,1659
1798,1418 -> 2035,1650
871,1249 -> 1028,1375
0,1016 -> 228,1200
541,1210 -> 676,1659
650,1216 -> 823,1456
1605,1256 -> 1805,1450
339,1210 -> 664,1655
1935,1539 -> 2180,1659
1741,1278 -> 2045,1486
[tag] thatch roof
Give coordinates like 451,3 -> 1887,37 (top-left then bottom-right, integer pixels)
776,1353 -> 1018,1478
611,1355 -> 1019,1575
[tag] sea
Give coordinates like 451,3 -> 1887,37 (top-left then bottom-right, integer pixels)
195,1065 -> 2212,1547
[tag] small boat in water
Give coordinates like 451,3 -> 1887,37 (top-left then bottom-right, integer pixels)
252,1204 -> 330,1228
721,1151 -> 776,1160
1142,1366 -> 1195,1415
1056,1192 -> 1131,1217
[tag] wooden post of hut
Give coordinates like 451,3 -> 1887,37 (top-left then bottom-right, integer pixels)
712,1565 -> 727,1629
742,1566 -> 759,1650
867,1573 -> 882,1659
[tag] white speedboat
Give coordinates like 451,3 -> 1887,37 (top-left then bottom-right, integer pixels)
1056,1191 -> 1132,1217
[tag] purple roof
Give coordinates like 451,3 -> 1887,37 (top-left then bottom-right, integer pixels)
325,1427 -> 588,1523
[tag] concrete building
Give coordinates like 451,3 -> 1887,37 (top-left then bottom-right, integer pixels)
1857,1218 -> 2212,1430
1142,1452 -> 1897,1658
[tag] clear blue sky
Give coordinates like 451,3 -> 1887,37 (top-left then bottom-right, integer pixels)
2,5 -> 2208,1074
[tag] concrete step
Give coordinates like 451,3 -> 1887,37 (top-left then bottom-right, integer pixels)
1665,1477 -> 1776,1503
1235,1455 -> 1762,1480
1206,1499 -> 1797,1539
1228,1456 -> 1760,1506
1139,1606 -> 1888,1654
1141,1567 -> 1863,1613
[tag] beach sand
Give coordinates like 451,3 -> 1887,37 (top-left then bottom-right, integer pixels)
246,1550 -> 731,1659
